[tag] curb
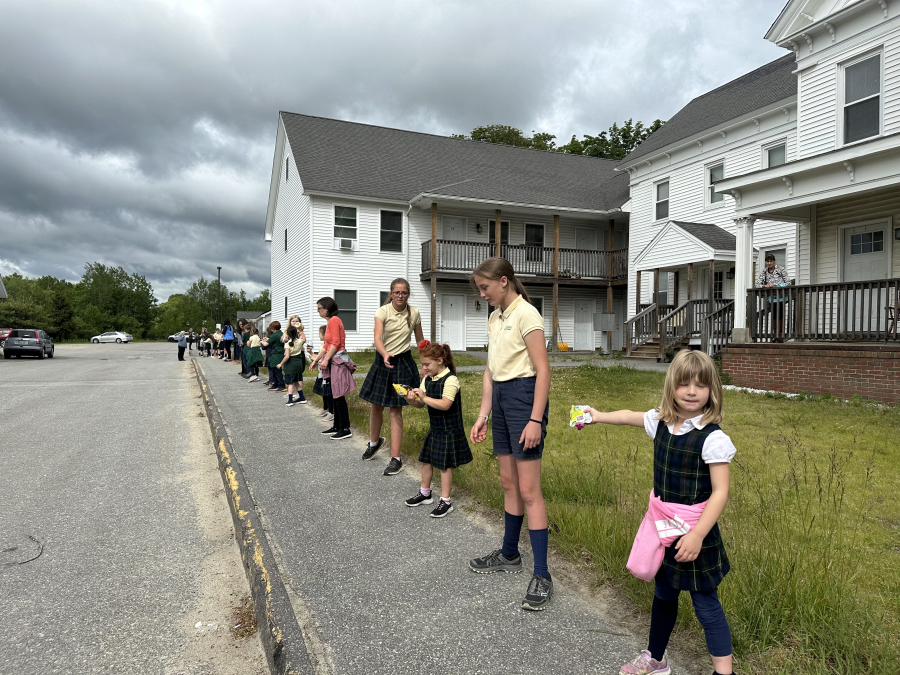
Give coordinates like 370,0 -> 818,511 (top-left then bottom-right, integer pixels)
193,361 -> 313,675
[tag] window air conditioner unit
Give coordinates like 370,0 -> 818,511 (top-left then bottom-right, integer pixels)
339,239 -> 353,250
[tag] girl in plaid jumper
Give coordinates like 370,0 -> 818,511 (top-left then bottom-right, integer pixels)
585,350 -> 736,675
403,343 -> 472,518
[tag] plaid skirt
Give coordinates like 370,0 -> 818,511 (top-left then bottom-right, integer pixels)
284,371 -> 304,384
358,350 -> 419,408
419,428 -> 473,471
312,376 -> 332,397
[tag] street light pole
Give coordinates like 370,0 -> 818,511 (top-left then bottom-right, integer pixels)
217,266 -> 222,327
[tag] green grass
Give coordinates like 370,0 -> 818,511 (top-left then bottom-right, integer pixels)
328,364 -> 899,675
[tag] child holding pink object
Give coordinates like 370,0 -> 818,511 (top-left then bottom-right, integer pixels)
584,350 -> 736,675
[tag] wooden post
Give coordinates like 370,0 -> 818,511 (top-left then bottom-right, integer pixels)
552,283 -> 559,352
673,271 -> 680,307
551,214 -> 560,352
495,209 -> 502,258
606,285 -> 613,354
653,268 -> 661,309
635,270 -> 642,315
708,259 -> 716,309
431,203 -> 438,341
687,263 -> 694,301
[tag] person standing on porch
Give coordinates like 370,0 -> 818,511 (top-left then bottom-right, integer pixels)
756,253 -> 790,343
358,278 -> 425,476
468,257 -> 553,611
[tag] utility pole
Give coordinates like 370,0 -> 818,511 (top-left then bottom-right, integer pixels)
217,266 -> 222,327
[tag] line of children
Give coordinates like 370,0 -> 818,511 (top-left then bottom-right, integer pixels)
316,296 -> 357,440
309,325 -> 334,422
403,343 -> 472,518
283,316 -> 307,401
358,277 -> 425,476
244,324 -> 263,381
261,321 -> 287,392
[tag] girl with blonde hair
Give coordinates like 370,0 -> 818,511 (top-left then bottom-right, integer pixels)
583,349 -> 735,675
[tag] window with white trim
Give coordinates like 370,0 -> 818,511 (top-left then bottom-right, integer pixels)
707,162 -> 724,205
380,210 -> 403,252
655,181 -> 669,220
334,289 -> 357,331
334,206 -> 357,240
714,271 -> 724,300
843,53 -> 881,145
525,223 -> 544,262
850,231 -> 883,254
766,143 -> 786,168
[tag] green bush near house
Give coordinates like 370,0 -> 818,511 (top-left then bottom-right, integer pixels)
334,364 -> 899,675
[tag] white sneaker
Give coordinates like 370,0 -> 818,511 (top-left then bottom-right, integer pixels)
323,412 -> 334,421
248,376 -> 258,382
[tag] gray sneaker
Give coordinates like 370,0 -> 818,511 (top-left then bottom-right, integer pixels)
468,549 -> 523,574
383,457 -> 402,476
521,574 -> 553,611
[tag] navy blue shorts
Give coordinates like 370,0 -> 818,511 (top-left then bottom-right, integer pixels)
491,377 -> 548,460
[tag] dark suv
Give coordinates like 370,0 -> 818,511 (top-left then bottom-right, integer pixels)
3,329 -> 54,359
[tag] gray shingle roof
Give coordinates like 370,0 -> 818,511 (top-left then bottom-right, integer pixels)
671,221 -> 737,251
618,54 -> 797,167
280,113 -> 630,212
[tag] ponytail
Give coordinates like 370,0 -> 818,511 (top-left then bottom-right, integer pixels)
286,325 -> 299,347
471,257 -> 530,304
420,342 -> 456,374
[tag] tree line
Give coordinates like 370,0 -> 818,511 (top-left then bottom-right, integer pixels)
452,118 -> 665,160
0,264 -> 269,341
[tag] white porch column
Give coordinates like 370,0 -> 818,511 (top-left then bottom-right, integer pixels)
732,216 -> 756,343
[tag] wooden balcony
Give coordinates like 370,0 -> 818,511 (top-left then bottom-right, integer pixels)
421,240 -> 628,285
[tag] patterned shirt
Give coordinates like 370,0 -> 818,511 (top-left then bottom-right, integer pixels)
756,264 -> 790,288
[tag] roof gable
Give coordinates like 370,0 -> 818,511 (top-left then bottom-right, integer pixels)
277,113 -> 630,213
634,221 -> 743,270
617,54 -> 797,168
766,0 -> 866,43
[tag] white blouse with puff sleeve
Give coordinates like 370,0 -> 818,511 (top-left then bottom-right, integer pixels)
643,409 -> 736,464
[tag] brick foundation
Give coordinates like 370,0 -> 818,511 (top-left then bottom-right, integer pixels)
720,343 -> 900,404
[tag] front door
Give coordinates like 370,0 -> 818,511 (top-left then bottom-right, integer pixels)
442,215 -> 466,241
441,295 -> 466,351
574,299 -> 594,351
843,222 -> 889,281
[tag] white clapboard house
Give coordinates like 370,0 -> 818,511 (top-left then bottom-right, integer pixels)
264,114 -> 630,352
618,0 -> 900,366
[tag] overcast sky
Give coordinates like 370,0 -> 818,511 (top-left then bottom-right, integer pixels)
0,0 -> 787,302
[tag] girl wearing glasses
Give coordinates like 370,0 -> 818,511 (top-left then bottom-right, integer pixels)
358,278 -> 425,476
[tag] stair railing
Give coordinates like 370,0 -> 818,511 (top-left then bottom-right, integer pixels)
658,301 -> 694,361
701,301 -> 735,357
625,303 -> 657,356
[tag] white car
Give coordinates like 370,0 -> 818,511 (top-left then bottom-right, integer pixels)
91,331 -> 133,344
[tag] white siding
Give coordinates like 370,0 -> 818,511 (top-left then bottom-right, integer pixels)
270,142 -> 311,328
797,63 -> 838,158
883,33 -> 900,135
307,197 -> 411,351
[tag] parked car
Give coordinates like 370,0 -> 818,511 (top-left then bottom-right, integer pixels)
3,329 -> 54,359
168,332 -> 183,342
90,331 -> 133,344
0,328 -> 11,343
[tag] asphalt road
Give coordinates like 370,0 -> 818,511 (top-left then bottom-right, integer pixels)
0,343 -> 266,675
197,354 -> 643,675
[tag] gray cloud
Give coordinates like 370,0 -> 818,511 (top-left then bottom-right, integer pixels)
0,0 -> 788,300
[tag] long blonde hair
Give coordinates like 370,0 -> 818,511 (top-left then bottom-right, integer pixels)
658,350 -> 723,426
470,257 -> 530,303
287,315 -> 304,332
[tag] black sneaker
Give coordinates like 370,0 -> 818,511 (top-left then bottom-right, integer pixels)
521,574 -> 553,611
285,401 -> 295,407
383,457 -> 402,475
405,491 -> 433,507
320,427 -> 338,435
296,396 -> 308,404
469,549 -> 523,574
331,429 -> 353,441
362,436 -> 385,460
430,500 -> 454,518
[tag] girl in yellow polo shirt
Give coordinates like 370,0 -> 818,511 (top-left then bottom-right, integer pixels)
358,278 -> 425,476
468,257 -> 553,611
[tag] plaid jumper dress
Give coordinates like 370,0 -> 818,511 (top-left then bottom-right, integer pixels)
654,421 -> 730,592
419,372 -> 473,471
359,350 -> 420,408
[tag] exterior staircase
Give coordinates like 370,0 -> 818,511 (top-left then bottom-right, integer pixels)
625,338 -> 663,362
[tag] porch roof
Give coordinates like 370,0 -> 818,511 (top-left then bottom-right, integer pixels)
634,221 -> 748,270
715,133 -> 900,220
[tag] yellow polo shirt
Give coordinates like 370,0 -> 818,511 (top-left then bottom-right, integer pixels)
375,303 -> 421,354
247,335 -> 261,348
420,367 -> 460,401
488,295 -> 544,381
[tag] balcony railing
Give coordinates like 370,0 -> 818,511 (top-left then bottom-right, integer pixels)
749,279 -> 900,342
421,240 -> 628,280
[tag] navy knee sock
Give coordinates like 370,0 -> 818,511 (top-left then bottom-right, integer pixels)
529,528 -> 550,579
647,596 -> 679,661
501,512 -> 524,559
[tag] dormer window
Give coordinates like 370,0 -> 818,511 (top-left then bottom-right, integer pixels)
843,53 -> 881,145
